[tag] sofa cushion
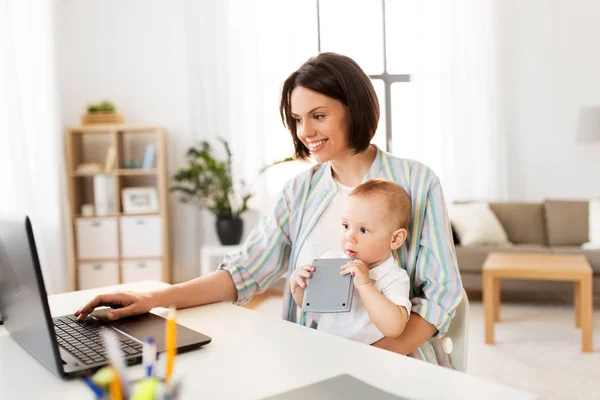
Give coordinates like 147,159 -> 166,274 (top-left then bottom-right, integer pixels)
448,202 -> 512,247
551,247 -> 600,274
583,198 -> 600,248
489,202 -> 546,245
544,200 -> 589,246
455,244 -> 547,273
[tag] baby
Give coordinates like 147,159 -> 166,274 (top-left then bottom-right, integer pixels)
291,179 -> 412,345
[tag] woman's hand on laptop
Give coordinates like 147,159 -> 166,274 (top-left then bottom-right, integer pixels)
74,291 -> 155,321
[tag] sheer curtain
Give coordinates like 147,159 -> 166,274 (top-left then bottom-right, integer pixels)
225,0 -> 319,213
222,0 -> 508,206
0,0 -> 67,294
389,0 -> 508,201
184,0 -> 507,212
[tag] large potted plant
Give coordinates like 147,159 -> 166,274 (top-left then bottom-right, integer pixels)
171,138 -> 292,245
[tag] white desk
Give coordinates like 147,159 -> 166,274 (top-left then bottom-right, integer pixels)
0,281 -> 536,400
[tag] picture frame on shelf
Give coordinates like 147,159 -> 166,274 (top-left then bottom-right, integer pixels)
121,187 -> 159,214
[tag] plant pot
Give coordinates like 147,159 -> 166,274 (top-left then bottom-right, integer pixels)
216,217 -> 244,245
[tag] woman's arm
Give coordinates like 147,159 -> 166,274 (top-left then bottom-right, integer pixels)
76,182 -> 295,320
374,170 -> 463,357
371,313 -> 437,355
76,270 -> 238,321
151,270 -> 238,308
356,282 -> 408,338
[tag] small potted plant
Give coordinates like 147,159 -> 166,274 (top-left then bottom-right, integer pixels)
171,138 -> 292,245
82,100 -> 124,125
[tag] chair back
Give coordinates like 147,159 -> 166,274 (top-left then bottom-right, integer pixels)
443,288 -> 469,372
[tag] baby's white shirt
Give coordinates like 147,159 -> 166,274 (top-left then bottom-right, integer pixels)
314,250 -> 412,345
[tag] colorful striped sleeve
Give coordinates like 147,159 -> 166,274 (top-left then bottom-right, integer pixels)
411,173 -> 463,338
218,185 -> 293,306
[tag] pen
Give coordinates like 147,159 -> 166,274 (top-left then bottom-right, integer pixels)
143,336 -> 157,378
83,377 -> 104,399
165,307 -> 177,383
103,330 -> 130,398
109,369 -> 124,400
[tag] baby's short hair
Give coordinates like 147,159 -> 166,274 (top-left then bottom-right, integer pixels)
349,179 -> 412,230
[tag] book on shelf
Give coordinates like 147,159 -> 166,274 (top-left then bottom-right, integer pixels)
142,144 -> 156,170
93,175 -> 116,216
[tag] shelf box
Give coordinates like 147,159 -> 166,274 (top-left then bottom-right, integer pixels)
76,217 -> 118,259
122,260 -> 163,283
120,215 -> 162,258
78,262 -> 119,289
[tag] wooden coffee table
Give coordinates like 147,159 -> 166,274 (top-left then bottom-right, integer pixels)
482,252 -> 593,352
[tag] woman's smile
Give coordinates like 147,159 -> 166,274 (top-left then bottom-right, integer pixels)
306,138 -> 328,152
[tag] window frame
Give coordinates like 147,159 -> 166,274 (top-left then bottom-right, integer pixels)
316,0 -> 410,152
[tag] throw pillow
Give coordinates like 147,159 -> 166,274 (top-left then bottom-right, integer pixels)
448,202 -> 512,247
583,198 -> 600,249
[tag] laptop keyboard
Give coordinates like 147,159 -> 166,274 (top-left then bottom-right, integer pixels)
52,315 -> 143,365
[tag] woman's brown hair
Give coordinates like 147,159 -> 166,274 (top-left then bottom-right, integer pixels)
279,53 -> 380,159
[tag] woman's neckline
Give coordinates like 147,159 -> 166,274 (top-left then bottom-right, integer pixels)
330,144 -> 377,187
336,180 -> 355,193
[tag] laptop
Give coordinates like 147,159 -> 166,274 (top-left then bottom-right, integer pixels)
0,214 -> 212,379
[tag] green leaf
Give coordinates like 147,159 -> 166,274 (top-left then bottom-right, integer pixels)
171,138 -> 284,218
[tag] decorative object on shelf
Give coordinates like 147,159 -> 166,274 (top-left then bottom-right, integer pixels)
104,145 -> 117,172
75,163 -> 104,174
81,204 -> 95,217
122,187 -> 160,214
93,175 -> 116,216
81,100 -> 124,125
171,138 -> 293,245
124,160 -> 143,169
143,144 -> 156,169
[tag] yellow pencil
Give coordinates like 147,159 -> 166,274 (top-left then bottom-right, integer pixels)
165,307 -> 177,383
109,369 -> 124,400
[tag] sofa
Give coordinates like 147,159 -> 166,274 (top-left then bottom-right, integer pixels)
452,200 -> 600,305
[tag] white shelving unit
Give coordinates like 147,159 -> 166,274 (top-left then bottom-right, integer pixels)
65,124 -> 171,290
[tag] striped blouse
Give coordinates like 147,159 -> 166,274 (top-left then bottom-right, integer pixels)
219,146 -> 463,367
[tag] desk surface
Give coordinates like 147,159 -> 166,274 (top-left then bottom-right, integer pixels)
0,281 -> 536,400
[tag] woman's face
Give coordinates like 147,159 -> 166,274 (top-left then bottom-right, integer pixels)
290,86 -> 350,163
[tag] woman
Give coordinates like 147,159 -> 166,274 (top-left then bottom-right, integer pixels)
75,53 -> 463,367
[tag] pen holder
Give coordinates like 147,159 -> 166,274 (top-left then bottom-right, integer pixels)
86,366 -> 182,400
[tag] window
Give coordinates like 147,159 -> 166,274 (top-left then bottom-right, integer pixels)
318,0 -> 414,152
229,0 -> 429,212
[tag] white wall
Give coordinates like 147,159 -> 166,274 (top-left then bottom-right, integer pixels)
54,1 -> 600,285
501,0 -> 600,201
55,0 -> 243,283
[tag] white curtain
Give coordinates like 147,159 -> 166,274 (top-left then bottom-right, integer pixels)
220,0 -> 508,206
200,0 -> 319,215
0,0 -> 68,294
391,0 -> 508,201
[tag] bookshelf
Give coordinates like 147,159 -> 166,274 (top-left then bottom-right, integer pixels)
65,124 -> 171,290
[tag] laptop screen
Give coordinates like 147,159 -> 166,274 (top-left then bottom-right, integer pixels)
0,214 -> 63,377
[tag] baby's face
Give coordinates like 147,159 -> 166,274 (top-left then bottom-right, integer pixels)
340,195 -> 396,268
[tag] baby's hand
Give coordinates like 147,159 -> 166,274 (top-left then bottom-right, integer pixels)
290,264 -> 315,294
341,260 -> 371,286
